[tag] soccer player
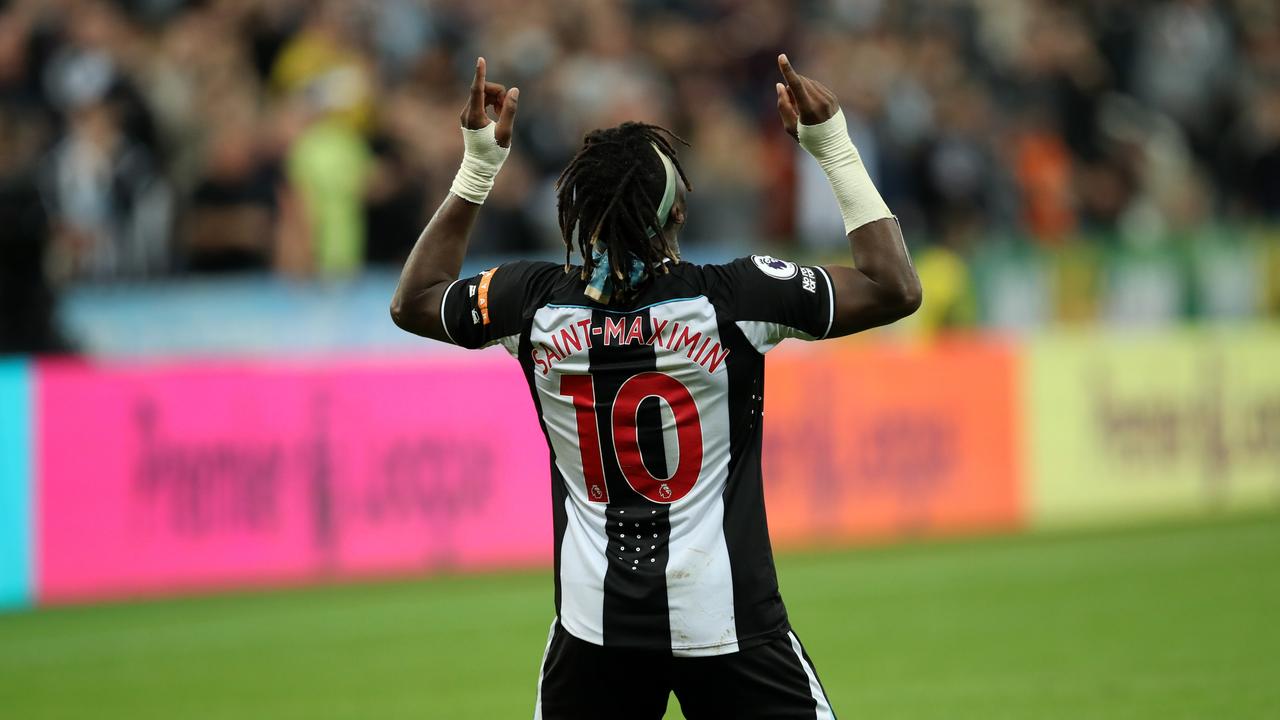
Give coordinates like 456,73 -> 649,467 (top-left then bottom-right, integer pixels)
391,54 -> 920,720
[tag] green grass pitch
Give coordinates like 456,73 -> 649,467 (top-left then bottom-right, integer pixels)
1,514 -> 1276,719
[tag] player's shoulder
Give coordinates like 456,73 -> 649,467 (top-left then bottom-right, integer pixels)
490,258 -> 564,283
710,254 -> 806,279
683,254 -> 815,296
476,259 -> 574,319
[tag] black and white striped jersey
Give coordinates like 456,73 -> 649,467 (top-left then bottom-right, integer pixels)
440,255 -> 834,657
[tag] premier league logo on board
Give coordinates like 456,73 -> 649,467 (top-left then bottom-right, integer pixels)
751,254 -> 798,280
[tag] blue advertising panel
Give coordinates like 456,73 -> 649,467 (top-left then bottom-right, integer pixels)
0,359 -> 32,609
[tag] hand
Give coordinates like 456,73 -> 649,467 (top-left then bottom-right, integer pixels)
775,53 -> 840,141
460,57 -> 519,148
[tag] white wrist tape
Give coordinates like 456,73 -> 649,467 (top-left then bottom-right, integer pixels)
797,108 -> 892,233
449,123 -> 510,204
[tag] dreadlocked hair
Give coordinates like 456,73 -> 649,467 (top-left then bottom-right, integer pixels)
555,122 -> 691,303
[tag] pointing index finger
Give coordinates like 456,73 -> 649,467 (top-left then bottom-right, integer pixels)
777,53 -> 801,87
470,57 -> 487,113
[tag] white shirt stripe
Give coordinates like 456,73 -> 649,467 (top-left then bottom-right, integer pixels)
650,299 -> 738,656
531,306 -> 609,645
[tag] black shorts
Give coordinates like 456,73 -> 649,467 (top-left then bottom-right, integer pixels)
533,620 -> 836,719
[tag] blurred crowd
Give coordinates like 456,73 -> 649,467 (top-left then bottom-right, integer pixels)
2,0 -> 1280,351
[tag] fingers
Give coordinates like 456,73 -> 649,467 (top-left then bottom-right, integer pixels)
463,55 -> 517,142
495,87 -> 519,148
777,52 -> 813,112
776,52 -> 839,125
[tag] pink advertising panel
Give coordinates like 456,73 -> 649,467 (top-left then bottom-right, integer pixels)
37,355 -> 551,604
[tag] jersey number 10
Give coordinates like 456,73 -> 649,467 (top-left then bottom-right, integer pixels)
559,372 -> 703,504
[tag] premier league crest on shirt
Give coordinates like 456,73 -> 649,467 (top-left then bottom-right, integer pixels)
751,254 -> 798,280
659,483 -> 673,500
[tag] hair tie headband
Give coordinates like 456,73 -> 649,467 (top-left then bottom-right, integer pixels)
649,143 -> 678,237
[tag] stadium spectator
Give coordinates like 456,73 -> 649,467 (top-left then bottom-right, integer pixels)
0,102 -> 71,354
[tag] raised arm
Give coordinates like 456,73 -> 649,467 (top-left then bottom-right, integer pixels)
390,58 -> 519,340
776,54 -> 921,337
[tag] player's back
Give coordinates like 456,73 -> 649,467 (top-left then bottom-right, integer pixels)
439,255 -> 834,656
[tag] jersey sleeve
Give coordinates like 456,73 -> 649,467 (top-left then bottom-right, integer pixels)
439,260 -> 558,354
706,255 -> 835,353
